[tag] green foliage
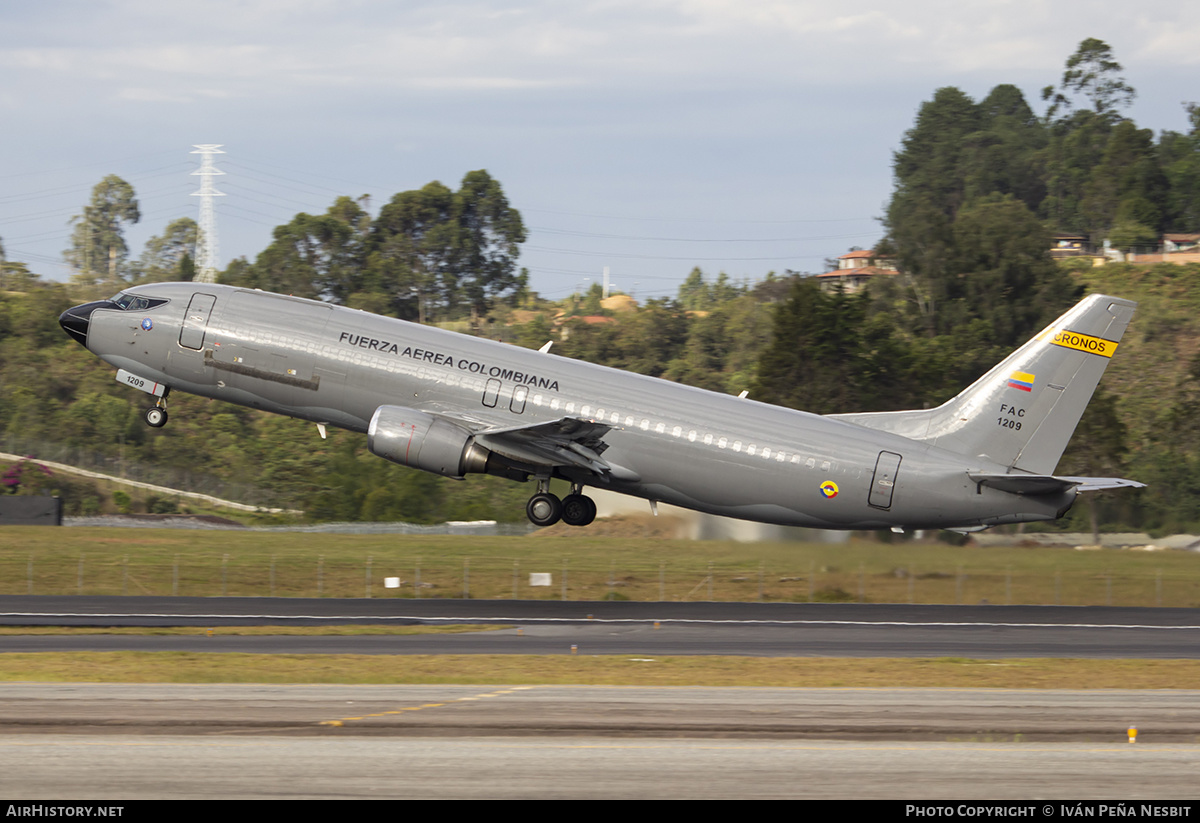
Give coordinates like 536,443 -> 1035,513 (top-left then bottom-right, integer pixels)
1042,38 -> 1136,122
224,172 -> 526,324
752,280 -> 918,414
130,218 -> 198,284
64,175 -> 140,294
236,197 -> 369,301
0,44 -> 1196,536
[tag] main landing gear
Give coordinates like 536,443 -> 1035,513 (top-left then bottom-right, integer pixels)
144,391 -> 170,428
526,482 -> 597,528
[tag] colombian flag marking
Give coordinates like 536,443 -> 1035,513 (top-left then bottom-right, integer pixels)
1006,371 -> 1035,392
820,481 -> 839,499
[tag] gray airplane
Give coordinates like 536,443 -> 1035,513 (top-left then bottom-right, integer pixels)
59,283 -> 1142,531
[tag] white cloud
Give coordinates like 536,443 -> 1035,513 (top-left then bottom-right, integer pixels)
5,2 -> 1199,103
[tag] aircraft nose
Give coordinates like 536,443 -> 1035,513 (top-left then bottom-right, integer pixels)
59,301 -> 108,348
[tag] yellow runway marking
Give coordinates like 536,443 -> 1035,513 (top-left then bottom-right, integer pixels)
319,686 -> 535,727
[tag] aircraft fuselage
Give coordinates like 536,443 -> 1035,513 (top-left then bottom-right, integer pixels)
63,282 -> 1088,530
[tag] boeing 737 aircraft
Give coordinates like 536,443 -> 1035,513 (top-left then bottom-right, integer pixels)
60,284 -> 1142,531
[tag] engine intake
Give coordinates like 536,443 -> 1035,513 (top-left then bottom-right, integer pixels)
367,406 -> 490,478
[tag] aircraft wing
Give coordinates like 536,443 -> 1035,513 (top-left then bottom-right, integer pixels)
469,417 -> 628,478
968,473 -> 1146,495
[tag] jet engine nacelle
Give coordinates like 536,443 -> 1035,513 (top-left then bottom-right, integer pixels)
367,405 -> 490,479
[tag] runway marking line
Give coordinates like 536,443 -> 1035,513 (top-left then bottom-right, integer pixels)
5,612 -> 1200,631
319,686 -> 536,727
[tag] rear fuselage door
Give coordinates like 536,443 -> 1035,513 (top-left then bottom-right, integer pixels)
869,451 -> 902,509
179,293 -> 216,350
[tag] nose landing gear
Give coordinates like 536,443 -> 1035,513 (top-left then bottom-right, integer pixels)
144,391 -> 170,428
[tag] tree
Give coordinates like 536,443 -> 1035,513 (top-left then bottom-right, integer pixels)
130,218 -> 198,283
1042,38 -> 1136,122
947,194 -> 1081,347
64,175 -> 140,292
1159,103 -> 1200,232
885,87 -> 984,334
454,170 -> 527,323
961,85 -> 1046,212
677,267 -> 709,310
368,171 -> 526,322
240,198 -> 369,301
751,280 -> 913,415
368,181 -> 458,321
1081,120 -> 1167,237
1057,388 -> 1130,541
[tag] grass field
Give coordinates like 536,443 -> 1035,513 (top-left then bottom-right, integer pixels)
2,528 -> 1197,688
1,527 -> 1198,607
0,651 -> 1196,689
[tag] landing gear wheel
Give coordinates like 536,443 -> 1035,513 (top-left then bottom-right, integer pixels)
145,407 -> 168,428
526,492 -> 563,527
561,493 -> 597,527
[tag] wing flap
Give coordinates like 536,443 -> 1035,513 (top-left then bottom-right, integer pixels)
470,416 -> 636,479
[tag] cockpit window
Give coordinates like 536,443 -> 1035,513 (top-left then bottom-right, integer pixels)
110,292 -> 169,311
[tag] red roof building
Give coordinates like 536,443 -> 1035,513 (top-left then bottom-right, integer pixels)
816,249 -> 898,293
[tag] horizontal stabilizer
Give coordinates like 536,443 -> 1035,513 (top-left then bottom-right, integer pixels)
968,472 -> 1146,496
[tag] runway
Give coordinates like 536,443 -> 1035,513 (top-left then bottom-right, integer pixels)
2,596 -> 1199,658
4,597 -> 1200,797
1,684 -> 1198,799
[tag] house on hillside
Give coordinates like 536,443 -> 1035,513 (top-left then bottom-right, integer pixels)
1113,233 -> 1200,265
1164,233 -> 1200,253
1049,234 -> 1096,260
816,249 -> 898,293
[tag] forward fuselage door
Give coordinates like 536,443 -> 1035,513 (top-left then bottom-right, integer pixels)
869,450 -> 902,509
179,293 -> 216,350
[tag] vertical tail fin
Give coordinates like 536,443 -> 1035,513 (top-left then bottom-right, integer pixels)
828,294 -> 1136,473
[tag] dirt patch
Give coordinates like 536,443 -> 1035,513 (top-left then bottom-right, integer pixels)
532,514 -> 688,539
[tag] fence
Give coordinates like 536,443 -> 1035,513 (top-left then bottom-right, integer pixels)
2,552 -> 1197,606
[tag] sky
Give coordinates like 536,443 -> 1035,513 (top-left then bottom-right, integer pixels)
1,1 -> 1197,301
